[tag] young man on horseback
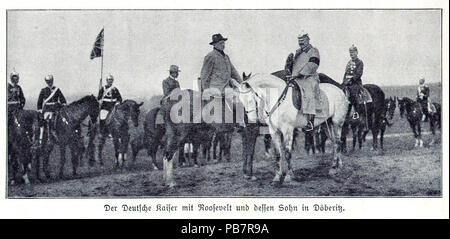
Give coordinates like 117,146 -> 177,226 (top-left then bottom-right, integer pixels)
8,70 -> 26,123
342,44 -> 368,122
37,75 -> 67,142
417,77 -> 431,122
284,31 -> 320,132
97,74 -> 122,134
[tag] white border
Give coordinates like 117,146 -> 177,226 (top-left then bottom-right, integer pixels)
1,0 -> 448,219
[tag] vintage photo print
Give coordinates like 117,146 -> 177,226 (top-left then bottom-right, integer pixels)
1,0 -> 448,219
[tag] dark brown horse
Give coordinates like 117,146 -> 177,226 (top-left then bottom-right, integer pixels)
40,95 -> 99,179
343,84 -> 387,151
398,97 -> 439,146
97,99 -> 143,168
8,109 -> 42,184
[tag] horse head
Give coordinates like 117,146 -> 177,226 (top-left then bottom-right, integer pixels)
237,78 -> 265,124
88,94 -> 100,123
127,100 -> 144,127
386,96 -> 396,120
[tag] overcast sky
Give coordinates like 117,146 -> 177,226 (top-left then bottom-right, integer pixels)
7,10 -> 441,100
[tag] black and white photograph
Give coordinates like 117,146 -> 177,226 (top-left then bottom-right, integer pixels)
1,0 -> 448,219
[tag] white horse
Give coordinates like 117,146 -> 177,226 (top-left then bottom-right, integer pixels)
237,74 -> 348,184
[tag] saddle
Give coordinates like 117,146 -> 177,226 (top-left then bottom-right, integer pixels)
104,104 -> 118,126
290,80 -> 329,118
358,87 -> 373,104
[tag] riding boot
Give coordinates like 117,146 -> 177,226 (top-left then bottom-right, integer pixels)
304,114 -> 315,132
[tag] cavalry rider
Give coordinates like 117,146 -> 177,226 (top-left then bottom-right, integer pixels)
37,75 -> 67,141
284,31 -> 321,132
342,44 -> 367,120
97,74 -> 122,134
162,65 -> 181,99
8,70 -> 26,118
417,77 -> 431,122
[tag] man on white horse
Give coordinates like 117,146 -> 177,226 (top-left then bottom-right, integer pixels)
284,31 -> 321,132
97,74 -> 122,134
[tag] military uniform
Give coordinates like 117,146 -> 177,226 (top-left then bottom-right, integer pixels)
98,85 -> 122,112
37,83 -> 66,142
343,57 -> 364,86
285,44 -> 321,116
37,86 -> 66,118
8,83 -> 25,113
417,82 -> 431,118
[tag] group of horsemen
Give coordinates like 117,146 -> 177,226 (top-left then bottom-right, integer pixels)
8,32 -> 433,144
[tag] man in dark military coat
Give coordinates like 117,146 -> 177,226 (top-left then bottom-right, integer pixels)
97,74 -> 122,134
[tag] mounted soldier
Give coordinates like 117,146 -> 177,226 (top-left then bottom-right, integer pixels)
342,44 -> 369,121
97,74 -> 123,134
37,74 -> 67,142
417,77 -> 431,122
8,70 -> 26,122
284,31 -> 321,131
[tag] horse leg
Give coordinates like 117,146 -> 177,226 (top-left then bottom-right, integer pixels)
380,123 -> 386,151
69,142 -> 79,177
271,131 -> 283,183
42,139 -> 53,179
112,137 -> 121,168
282,128 -> 294,183
146,136 -> 160,170
351,124 -> 357,151
97,134 -> 106,166
58,144 -> 66,179
371,115 -> 379,151
417,122 -> 423,147
429,114 -> 436,145
224,133 -> 232,162
121,133 -> 130,168
264,134 -> 272,159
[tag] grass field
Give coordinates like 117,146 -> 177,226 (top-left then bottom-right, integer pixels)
8,83 -> 443,197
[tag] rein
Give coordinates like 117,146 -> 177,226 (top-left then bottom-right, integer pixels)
239,79 -> 292,121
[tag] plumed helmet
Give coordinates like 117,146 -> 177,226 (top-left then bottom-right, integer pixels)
298,30 -> 309,40
10,71 -> 19,80
349,44 -> 358,52
45,74 -> 54,81
106,74 -> 114,81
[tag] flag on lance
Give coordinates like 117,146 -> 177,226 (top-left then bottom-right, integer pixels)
90,28 -> 104,59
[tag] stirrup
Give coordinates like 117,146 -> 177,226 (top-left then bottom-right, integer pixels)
304,121 -> 314,132
352,112 -> 359,120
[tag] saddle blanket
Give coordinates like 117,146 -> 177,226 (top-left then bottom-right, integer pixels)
155,109 -> 165,125
358,87 -> 373,104
292,84 -> 329,118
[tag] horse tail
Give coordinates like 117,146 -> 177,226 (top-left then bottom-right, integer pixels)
144,107 -> 165,143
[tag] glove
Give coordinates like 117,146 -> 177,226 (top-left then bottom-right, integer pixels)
38,109 -> 43,114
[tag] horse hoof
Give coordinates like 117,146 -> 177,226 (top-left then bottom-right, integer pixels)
272,174 -> 281,182
194,164 -> 199,168
168,182 -> 177,188
328,168 -> 337,177
244,174 -> 251,180
251,176 -> 257,181
284,174 -> 292,183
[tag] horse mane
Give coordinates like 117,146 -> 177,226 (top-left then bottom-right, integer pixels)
246,74 -> 286,90
69,95 -> 96,107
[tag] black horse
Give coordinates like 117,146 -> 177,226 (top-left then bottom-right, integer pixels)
97,99 -> 144,168
8,109 -> 42,184
40,95 -> 99,179
398,97 -> 439,146
343,84 -> 386,151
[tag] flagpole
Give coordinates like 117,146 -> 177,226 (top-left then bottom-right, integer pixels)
99,27 -> 104,92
